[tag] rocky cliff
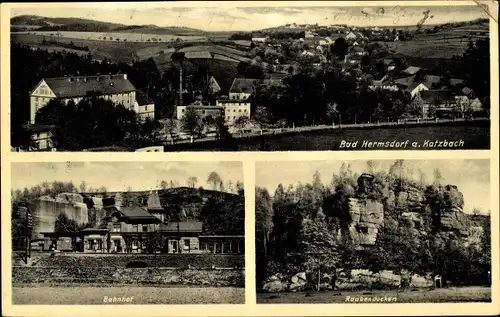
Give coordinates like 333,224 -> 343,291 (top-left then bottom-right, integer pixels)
333,174 -> 478,246
30,193 -> 89,240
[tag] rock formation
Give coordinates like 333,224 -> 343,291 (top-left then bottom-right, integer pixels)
30,193 -> 89,239
336,173 -> 384,246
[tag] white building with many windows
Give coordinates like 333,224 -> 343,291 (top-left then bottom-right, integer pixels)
29,74 -> 144,124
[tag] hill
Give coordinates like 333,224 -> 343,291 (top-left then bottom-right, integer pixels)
11,15 -> 128,32
11,14 -> 206,35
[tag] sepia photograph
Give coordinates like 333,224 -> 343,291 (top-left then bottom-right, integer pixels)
8,2 -> 493,152
255,159 -> 491,303
10,161 -> 245,305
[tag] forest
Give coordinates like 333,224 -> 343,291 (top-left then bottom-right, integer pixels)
255,160 -> 491,290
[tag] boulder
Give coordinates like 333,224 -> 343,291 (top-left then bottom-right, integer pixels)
410,274 -> 433,288
296,272 -> 306,281
262,280 -> 287,293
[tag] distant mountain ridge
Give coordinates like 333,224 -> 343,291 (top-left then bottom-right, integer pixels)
11,15 -> 206,34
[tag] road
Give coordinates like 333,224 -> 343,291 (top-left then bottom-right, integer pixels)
164,117 -> 489,146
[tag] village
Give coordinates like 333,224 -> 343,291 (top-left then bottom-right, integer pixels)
13,18 -> 489,151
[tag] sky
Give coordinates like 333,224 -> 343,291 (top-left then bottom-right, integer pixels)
10,3 -> 489,31
11,161 -> 243,193
256,159 -> 491,214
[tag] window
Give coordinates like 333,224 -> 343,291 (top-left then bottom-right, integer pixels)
142,225 -> 148,232
112,224 -> 120,232
239,109 -> 242,112
132,224 -> 138,232
184,239 -> 190,250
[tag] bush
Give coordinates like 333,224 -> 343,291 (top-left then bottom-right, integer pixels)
126,261 -> 149,268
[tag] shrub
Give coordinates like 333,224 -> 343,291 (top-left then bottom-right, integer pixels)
126,261 -> 149,268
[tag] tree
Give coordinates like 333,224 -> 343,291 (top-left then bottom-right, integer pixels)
256,187 -> 274,286
160,180 -> 169,190
330,38 -> 349,61
79,181 -> 87,193
253,106 -> 271,127
299,211 -> 340,291
207,172 -> 223,191
145,230 -> 166,268
181,107 -> 203,136
54,213 -> 83,233
163,118 -> 178,142
236,181 -> 245,197
187,176 -> 198,188
233,116 -> 250,130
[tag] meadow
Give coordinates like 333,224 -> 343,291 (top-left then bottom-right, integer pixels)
389,21 -> 489,58
13,31 -> 207,42
13,286 -> 245,304
257,287 -> 491,303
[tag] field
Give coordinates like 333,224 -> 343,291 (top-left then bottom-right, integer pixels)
11,33 -> 250,64
164,122 -> 491,151
13,31 -> 207,43
389,21 -> 489,58
12,286 -> 244,304
11,33 -> 167,63
257,287 -> 491,303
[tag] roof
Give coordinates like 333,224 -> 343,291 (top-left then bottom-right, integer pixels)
402,66 -> 421,75
40,74 -> 136,99
395,75 -> 441,92
27,124 -> 54,133
147,191 -> 163,211
207,76 -> 221,93
462,87 -> 474,95
81,228 -> 110,232
107,206 -> 160,221
419,90 -> 456,104
136,90 -> 154,106
160,221 -> 203,233
184,51 -> 212,59
229,78 -> 283,95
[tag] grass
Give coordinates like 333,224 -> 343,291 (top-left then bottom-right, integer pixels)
389,21 -> 489,58
257,287 -> 491,303
11,33 -> 167,63
15,30 -> 207,42
13,286 -> 244,304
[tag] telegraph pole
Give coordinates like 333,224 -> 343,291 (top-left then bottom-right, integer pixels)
26,206 -> 33,259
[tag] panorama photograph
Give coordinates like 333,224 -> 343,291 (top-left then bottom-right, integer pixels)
255,159 -> 491,303
8,2 -> 492,152
10,161 -> 245,304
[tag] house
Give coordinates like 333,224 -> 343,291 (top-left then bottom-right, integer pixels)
176,99 -> 224,123
345,31 -> 358,40
29,74 -> 138,124
416,90 -> 457,117
395,75 -> 439,97
251,37 -> 268,43
350,45 -> 366,55
104,205 -> 164,253
135,90 -> 155,121
402,66 -> 421,75
344,53 -> 364,68
27,124 -> 55,151
352,41 -> 359,46
369,75 -> 399,91
304,30 -> 314,38
159,221 -> 204,253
